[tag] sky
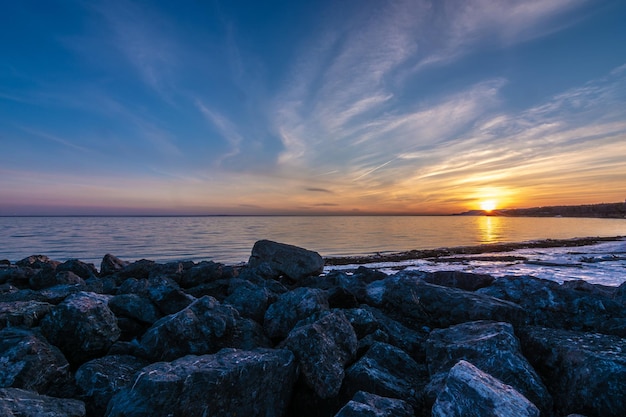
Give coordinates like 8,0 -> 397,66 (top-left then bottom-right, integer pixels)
1,0 -> 625,215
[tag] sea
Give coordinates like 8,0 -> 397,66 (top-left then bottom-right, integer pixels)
1,216 -> 625,286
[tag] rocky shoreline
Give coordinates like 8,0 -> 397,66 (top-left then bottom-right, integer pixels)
1,239 -> 625,416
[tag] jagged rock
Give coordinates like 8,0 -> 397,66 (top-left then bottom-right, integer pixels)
366,272 -> 526,329
0,284 -> 87,305
106,348 -> 297,417
116,259 -> 156,280
335,391 -> 414,417
0,388 -> 85,417
75,355 -> 149,417
30,270 -> 86,290
248,239 -> 324,281
561,279 -> 617,298
146,276 -> 195,315
264,287 -> 329,340
100,254 -> 129,277
15,255 -> 59,269
478,275 -> 626,336
432,360 -> 540,417
0,300 -> 52,329
179,260 -> 228,288
344,305 -> 428,362
117,278 -> 149,296
138,295 -> 264,362
109,294 -> 161,325
343,342 -> 428,411
40,292 -> 121,366
57,259 -> 98,279
518,326 -> 626,417
425,321 -> 552,414
615,281 -> 626,306
281,310 -> 357,398
425,270 -> 495,291
224,280 -> 274,323
0,327 -> 74,397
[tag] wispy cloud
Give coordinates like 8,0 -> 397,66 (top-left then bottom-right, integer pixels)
196,101 -> 242,162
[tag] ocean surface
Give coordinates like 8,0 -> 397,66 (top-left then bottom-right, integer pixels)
1,215 -> 625,263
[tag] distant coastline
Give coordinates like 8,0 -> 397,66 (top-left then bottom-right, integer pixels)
455,201 -> 626,219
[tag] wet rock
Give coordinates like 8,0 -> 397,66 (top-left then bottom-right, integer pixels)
146,276 -> 195,315
366,273 -> 526,329
57,259 -> 98,279
425,270 -> 495,291
343,342 -> 428,411
106,348 -> 297,417
264,287 -> 329,340
75,355 -> 149,417
0,388 -> 85,417
40,292 -> 121,366
432,360 -> 540,417
0,327 -> 74,397
249,239 -> 324,281
518,325 -> 626,417
0,300 -> 52,329
138,295 -> 259,362
335,391 -> 414,417
100,254 -> 129,277
425,320 -> 552,414
478,275 -> 626,336
281,310 -> 357,398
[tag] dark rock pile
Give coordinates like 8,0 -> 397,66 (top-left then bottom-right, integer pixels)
1,239 -> 625,417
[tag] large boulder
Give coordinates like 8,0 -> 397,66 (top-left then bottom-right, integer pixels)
108,294 -> 161,325
0,327 -> 74,397
146,276 -> 195,315
138,295 -> 265,362
264,287 -> 329,340
425,321 -> 552,414
0,300 -> 52,329
366,273 -> 526,329
56,259 -> 98,280
75,355 -> 149,417
100,254 -> 129,277
518,326 -> 626,417
432,360 -> 540,417
40,292 -> 121,365
343,342 -> 428,411
424,271 -> 495,291
0,388 -> 85,417
106,348 -> 298,417
29,270 -> 86,290
281,310 -> 357,398
248,240 -> 324,281
335,391 -> 414,417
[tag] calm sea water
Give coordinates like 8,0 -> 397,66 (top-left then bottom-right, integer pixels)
1,216 -> 625,266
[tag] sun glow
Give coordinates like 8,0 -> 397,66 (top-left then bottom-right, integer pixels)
480,200 -> 497,212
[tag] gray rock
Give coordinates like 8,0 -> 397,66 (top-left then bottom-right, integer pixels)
425,320 -> 552,414
106,348 -> 297,417
0,387 -> 85,417
30,270 -> 86,290
335,391 -> 414,417
249,240 -> 324,281
108,294 -> 161,325
75,355 -> 149,417
0,327 -> 73,397
16,255 -> 59,269
57,259 -> 98,279
40,291 -> 121,365
139,295 -> 260,362
432,360 -> 540,417
264,287 -> 329,340
281,310 -> 357,398
146,276 -> 195,315
366,273 -> 526,329
0,300 -> 52,329
224,280 -> 274,323
425,270 -> 495,291
343,342 -> 428,411
100,254 -> 129,277
518,325 -> 626,417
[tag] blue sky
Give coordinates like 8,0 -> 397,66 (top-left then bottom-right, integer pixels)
1,0 -> 625,215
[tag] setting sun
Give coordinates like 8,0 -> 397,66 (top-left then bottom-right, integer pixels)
480,200 -> 497,212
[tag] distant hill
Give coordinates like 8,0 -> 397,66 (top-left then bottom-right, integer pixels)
455,201 -> 626,219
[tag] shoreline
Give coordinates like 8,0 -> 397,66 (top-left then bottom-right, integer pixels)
323,235 -> 625,266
